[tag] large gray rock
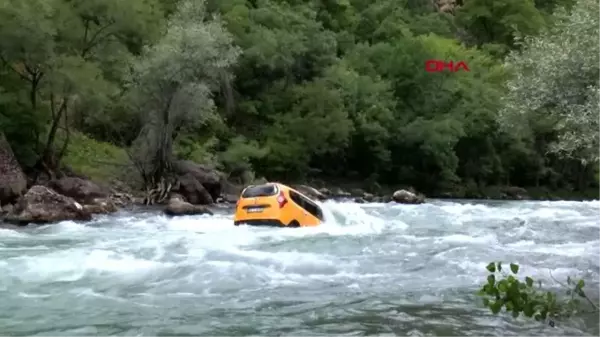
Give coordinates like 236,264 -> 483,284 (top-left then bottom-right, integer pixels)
219,179 -> 243,204
175,173 -> 214,205
293,184 -> 327,201
172,160 -> 223,201
0,132 -> 27,205
4,185 -> 92,225
392,189 -> 425,204
1,203 -> 13,215
47,177 -> 117,214
82,198 -> 118,214
164,194 -> 213,216
47,177 -> 109,204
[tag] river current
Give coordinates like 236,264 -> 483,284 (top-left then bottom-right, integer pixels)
0,199 -> 598,336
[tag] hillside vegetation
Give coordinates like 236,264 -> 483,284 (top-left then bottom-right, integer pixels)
0,0 -> 598,198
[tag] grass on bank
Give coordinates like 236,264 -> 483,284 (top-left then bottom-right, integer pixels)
54,131 -> 599,201
61,131 -> 131,184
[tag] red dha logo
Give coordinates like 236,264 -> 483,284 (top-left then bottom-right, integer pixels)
425,60 -> 470,72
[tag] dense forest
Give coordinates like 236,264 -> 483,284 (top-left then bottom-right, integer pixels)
0,0 -> 598,200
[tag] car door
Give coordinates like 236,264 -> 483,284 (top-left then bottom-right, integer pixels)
288,190 -> 307,224
296,193 -> 321,226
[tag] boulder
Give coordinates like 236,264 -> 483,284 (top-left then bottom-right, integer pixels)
221,194 -> 239,203
332,187 -> 351,198
173,160 -> 223,201
373,195 -> 392,203
318,187 -> 331,197
83,198 -> 118,214
110,192 -> 134,208
176,173 -> 213,205
350,188 -> 366,197
503,186 -> 529,200
219,179 -> 243,204
46,177 -> 117,213
362,192 -> 375,202
293,184 -> 327,201
164,194 -> 214,216
0,132 -> 27,205
47,177 -> 109,204
392,189 -> 425,204
4,185 -> 92,225
1,203 -> 13,215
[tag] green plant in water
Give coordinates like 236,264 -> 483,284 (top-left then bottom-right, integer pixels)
477,262 -> 598,327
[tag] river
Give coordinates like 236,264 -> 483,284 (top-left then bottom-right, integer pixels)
0,199 -> 598,336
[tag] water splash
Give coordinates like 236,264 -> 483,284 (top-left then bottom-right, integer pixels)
0,199 -> 598,336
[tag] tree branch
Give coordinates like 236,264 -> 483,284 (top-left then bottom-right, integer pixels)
549,270 -> 598,311
81,20 -> 116,58
0,55 -> 32,82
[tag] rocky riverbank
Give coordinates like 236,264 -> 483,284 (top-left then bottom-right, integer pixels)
0,173 -> 427,226
0,131 -> 591,226
0,133 -> 427,225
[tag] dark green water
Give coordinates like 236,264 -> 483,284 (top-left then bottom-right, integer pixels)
0,199 -> 598,336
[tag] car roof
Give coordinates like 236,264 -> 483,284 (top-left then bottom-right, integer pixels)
244,182 -> 319,205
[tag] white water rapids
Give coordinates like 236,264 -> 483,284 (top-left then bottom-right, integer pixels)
0,199 -> 598,336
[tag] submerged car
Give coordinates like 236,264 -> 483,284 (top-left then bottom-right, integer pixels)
233,182 -> 324,227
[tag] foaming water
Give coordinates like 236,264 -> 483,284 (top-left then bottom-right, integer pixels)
0,199 -> 598,336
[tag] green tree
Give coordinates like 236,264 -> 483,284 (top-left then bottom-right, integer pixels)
0,0 -> 597,199
498,0 -> 599,165
455,0 -> 545,56
127,0 -> 241,189
0,0 -> 163,173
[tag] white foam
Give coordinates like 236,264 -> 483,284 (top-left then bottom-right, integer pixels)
0,198 -> 597,299
0,228 -> 29,238
434,233 -> 498,245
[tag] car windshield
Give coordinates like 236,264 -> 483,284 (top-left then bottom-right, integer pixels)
241,184 -> 278,198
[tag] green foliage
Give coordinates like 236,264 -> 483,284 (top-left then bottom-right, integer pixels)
0,0 -> 165,174
61,132 -> 130,183
0,0 -> 597,197
478,262 -> 599,326
174,135 -> 219,167
0,87 -> 44,167
455,0 -> 545,55
127,0 -> 240,185
498,0 -> 599,164
219,136 -> 269,173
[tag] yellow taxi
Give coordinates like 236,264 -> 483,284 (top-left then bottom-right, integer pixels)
233,182 -> 323,227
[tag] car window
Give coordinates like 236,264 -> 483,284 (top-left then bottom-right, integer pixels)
289,190 -> 304,207
241,184 -> 278,198
290,190 -> 323,220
